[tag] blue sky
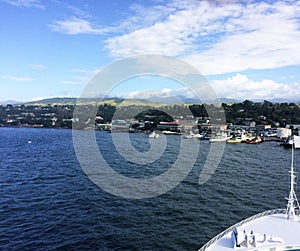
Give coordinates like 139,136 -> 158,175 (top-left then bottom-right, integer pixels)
1,0 -> 300,102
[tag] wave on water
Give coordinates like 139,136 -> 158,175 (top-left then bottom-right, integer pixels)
0,128 -> 294,250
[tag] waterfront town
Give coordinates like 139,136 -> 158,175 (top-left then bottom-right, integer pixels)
1,99 -> 300,144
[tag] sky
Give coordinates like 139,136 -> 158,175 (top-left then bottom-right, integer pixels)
1,0 -> 300,102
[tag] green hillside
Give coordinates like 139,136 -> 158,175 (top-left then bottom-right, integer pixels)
25,97 -> 156,106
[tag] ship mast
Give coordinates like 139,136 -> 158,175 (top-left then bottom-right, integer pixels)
286,139 -> 300,220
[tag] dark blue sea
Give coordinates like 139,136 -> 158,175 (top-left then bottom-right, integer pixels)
0,128 -> 297,250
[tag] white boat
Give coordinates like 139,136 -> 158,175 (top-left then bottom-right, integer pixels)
162,130 -> 181,135
183,131 -> 203,139
210,133 -> 231,143
198,143 -> 300,251
149,131 -> 159,138
227,136 -> 242,143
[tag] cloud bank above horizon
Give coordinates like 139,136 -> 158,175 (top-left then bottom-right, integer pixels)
1,0 -> 300,102
48,0 -> 300,101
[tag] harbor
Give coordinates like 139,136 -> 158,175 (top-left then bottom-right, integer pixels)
109,118 -> 300,148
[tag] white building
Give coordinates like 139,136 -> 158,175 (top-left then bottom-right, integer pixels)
277,127 -> 292,138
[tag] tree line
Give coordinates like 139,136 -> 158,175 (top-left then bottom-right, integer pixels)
1,100 -> 300,129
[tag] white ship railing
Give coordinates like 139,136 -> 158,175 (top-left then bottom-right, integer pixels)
198,208 -> 292,251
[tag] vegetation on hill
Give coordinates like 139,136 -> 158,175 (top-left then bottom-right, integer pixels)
1,99 -> 300,129
223,100 -> 300,126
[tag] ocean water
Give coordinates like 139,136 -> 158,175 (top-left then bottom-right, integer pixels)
0,128 -> 297,250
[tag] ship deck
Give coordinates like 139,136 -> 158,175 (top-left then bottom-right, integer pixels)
199,210 -> 300,251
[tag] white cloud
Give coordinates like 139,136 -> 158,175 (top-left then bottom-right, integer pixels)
184,1 -> 300,75
116,73 -> 300,101
28,64 -> 47,70
62,2 -> 91,20
105,0 -> 240,57
2,75 -> 33,82
118,88 -> 172,99
49,17 -> 107,35
116,87 -> 197,100
115,2 -> 177,34
211,73 -> 300,100
105,0 -> 300,75
1,0 -> 44,9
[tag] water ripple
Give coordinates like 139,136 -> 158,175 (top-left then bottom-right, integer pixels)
0,128 -> 297,250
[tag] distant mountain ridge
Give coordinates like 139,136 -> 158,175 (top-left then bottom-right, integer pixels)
0,100 -> 22,105
23,96 -> 239,105
24,97 -> 153,106
1,96 -> 299,106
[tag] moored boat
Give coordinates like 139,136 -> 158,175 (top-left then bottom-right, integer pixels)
184,131 -> 203,139
227,137 -> 242,143
149,131 -> 159,138
246,136 -> 264,144
210,132 -> 231,143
